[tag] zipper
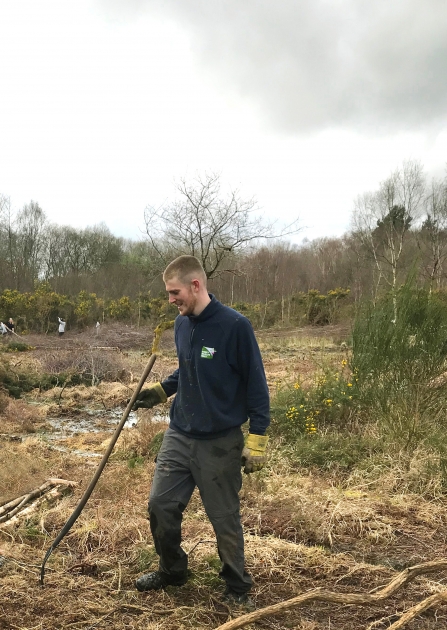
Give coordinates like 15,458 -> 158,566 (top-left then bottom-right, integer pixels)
188,322 -> 196,360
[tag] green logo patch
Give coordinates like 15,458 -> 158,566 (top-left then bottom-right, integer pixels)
201,346 -> 216,359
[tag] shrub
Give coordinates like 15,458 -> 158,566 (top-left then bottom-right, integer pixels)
41,350 -> 125,386
1,341 -> 33,353
282,432 -> 383,472
271,359 -> 359,439
0,355 -> 62,398
351,283 -> 447,447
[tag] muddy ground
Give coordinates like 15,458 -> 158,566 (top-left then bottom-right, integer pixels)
0,323 -> 446,629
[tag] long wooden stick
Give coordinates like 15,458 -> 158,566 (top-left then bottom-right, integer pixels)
40,353 -> 157,585
215,560 -> 447,630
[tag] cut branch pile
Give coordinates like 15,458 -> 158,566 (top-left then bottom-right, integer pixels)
0,478 -> 77,526
215,560 -> 447,630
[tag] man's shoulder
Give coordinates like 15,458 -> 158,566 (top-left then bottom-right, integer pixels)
212,302 -> 252,328
174,314 -> 188,330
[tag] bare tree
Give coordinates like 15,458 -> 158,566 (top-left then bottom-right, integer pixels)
144,173 -> 300,278
0,199 -> 47,290
15,201 -> 47,289
417,176 -> 447,290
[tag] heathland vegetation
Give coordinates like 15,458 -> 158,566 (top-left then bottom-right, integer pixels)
1,161 -> 447,333
2,163 -> 447,628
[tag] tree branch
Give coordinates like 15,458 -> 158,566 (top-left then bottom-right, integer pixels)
214,560 -> 447,630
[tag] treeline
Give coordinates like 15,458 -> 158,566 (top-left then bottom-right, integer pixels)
1,162 -> 447,330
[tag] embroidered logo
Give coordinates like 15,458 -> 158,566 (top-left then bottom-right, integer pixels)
201,346 -> 216,359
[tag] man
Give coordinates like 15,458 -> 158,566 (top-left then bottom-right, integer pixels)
133,255 -> 270,604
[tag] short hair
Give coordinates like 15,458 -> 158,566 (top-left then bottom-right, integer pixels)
163,255 -> 207,285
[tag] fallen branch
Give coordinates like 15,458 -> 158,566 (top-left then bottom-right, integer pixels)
0,479 -> 76,524
386,590 -> 447,630
214,560 -> 447,630
1,488 -> 67,527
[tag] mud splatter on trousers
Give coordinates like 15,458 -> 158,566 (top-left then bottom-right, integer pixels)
148,426 -> 252,593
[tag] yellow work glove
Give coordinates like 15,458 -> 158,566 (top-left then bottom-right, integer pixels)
241,434 -> 269,474
132,383 -> 167,410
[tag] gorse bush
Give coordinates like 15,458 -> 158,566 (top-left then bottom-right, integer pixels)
0,283 -> 174,333
352,283 -> 447,393
352,283 -> 447,447
0,356 -> 62,398
271,282 -> 447,489
282,432 -> 383,472
1,284 -> 351,333
271,359 -> 359,439
0,341 -> 33,353
233,288 -> 351,329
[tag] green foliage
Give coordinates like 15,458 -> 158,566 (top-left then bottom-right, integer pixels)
271,360 -> 358,438
108,296 -> 132,320
0,283 -> 352,333
271,281 -> 447,483
293,288 -> 351,325
148,431 -> 165,457
351,283 -> 447,447
136,547 -> 157,572
283,433 -> 383,471
0,341 -> 33,352
233,288 -> 351,329
0,354 -> 67,398
127,455 -> 145,469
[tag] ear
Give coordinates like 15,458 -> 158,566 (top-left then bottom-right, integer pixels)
191,279 -> 200,292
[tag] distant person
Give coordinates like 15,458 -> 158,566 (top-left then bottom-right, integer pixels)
0,322 -> 7,336
5,318 -> 15,334
58,317 -> 66,337
96,321 -> 100,335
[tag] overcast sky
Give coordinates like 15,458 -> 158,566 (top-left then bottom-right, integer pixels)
1,0 -> 447,243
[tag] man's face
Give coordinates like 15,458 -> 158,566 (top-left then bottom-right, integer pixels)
165,277 -> 198,316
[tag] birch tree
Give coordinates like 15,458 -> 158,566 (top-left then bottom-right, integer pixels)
352,160 -> 425,314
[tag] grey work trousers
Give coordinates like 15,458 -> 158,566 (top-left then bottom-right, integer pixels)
148,426 -> 253,594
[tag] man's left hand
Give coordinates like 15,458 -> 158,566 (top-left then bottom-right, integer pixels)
242,434 -> 269,474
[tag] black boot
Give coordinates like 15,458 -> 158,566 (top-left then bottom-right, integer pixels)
135,571 -> 188,592
222,586 -> 255,608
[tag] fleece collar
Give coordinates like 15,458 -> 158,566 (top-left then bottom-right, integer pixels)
188,294 -> 220,323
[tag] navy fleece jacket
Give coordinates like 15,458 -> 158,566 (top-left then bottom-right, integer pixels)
161,295 -> 270,438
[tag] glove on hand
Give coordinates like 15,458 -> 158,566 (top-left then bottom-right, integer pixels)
241,434 -> 269,474
132,383 -> 167,410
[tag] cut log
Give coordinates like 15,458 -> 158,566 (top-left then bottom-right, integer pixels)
0,479 -> 77,524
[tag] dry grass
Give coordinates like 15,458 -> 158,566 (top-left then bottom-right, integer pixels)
2,438 -> 447,629
0,397 -> 46,434
1,325 -> 447,628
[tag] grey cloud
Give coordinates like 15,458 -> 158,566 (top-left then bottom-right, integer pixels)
100,0 -> 447,132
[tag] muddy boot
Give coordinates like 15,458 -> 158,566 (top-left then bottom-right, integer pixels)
222,586 -> 255,609
135,571 -> 188,592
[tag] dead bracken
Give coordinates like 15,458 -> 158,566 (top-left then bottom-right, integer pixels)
1,324 -> 447,629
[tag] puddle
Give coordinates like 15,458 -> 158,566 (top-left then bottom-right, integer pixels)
3,402 -> 172,458
37,407 -> 169,458
46,408 -> 139,436
153,411 -> 170,424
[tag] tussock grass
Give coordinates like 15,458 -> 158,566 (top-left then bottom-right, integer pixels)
2,448 -> 447,628
2,320 -> 447,628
